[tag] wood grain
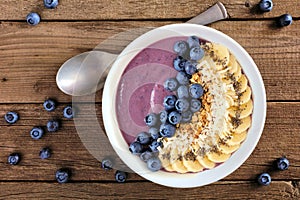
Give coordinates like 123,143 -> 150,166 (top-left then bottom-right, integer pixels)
0,102 -> 299,181
0,21 -> 299,103
0,0 -> 299,20
0,181 -> 298,199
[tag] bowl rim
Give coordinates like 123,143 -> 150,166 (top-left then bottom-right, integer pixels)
102,23 -> 267,188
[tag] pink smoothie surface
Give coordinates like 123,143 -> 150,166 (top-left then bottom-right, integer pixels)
116,36 -> 187,144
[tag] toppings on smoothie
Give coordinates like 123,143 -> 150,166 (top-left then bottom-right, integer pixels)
129,141 -> 143,155
173,56 -> 187,72
173,41 -> 189,56
164,78 -> 179,91
163,95 -> 177,111
147,157 -> 162,172
136,132 -> 152,145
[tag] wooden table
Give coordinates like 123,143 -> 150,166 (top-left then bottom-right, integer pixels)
0,0 -> 299,199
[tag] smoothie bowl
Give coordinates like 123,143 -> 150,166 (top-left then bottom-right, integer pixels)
102,24 -> 266,188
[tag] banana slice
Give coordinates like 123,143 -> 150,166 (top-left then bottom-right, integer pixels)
231,115 -> 252,134
206,151 -> 231,163
170,148 -> 188,174
218,143 -> 240,154
158,146 -> 174,172
226,95 -> 235,107
238,74 -> 248,93
206,43 -> 230,70
226,131 -> 248,146
233,64 -> 242,81
235,86 -> 252,106
228,100 -> 253,119
182,148 -> 204,172
197,156 -> 216,169
228,55 -> 238,74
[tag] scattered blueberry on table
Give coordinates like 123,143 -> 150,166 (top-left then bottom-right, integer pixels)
101,159 -> 113,170
278,14 -> 293,27
63,105 -> 75,119
257,173 -> 272,186
276,157 -> 289,170
40,147 -> 52,159
4,111 -> 19,124
26,12 -> 40,26
259,0 -> 273,12
115,171 -> 127,183
30,127 -> 44,140
47,120 -> 60,132
55,168 -> 71,183
8,153 -> 21,165
43,99 -> 56,112
44,0 -> 59,9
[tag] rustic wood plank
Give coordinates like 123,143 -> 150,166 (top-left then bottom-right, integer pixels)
0,0 -> 299,20
0,21 -> 299,103
0,102 -> 299,181
0,181 -> 298,199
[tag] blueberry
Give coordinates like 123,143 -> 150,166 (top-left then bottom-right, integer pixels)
149,127 -> 160,140
55,168 -> 71,183
39,147 -> 51,159
168,111 -> 182,125
149,140 -> 163,152
276,157 -> 289,170
26,12 -> 40,26
189,84 -> 204,99
8,153 -> 21,165
177,85 -> 189,99
184,61 -> 198,75
30,127 -> 44,140
278,14 -> 293,27
181,111 -> 193,123
4,111 -> 19,124
147,157 -> 162,172
175,98 -> 190,113
101,158 -> 113,170
44,0 -> 59,9
160,123 -> 176,138
164,78 -> 179,91
63,105 -> 75,119
47,120 -> 60,132
129,141 -> 143,155
43,99 -> 56,112
190,46 -> 205,61
144,113 -> 158,127
159,110 -> 168,124
257,173 -> 271,186
163,95 -> 177,111
140,151 -> 154,162
115,170 -> 127,183
136,132 -> 151,145
176,71 -> 191,85
173,56 -> 187,72
259,0 -> 273,12
173,41 -> 189,56
187,36 -> 200,48
190,99 -> 202,113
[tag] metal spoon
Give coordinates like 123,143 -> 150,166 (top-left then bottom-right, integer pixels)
56,2 -> 228,96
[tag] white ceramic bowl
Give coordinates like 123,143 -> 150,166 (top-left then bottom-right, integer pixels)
102,24 -> 266,188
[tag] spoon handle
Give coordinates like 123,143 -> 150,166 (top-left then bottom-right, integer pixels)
186,2 -> 228,25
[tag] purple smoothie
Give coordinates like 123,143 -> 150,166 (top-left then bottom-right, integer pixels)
116,37 -> 187,143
